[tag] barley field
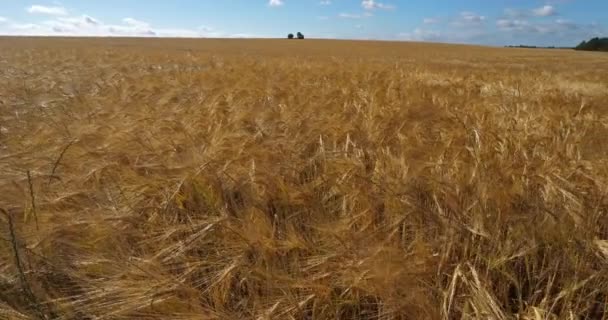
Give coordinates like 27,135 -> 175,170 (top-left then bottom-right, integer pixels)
1,37 -> 608,319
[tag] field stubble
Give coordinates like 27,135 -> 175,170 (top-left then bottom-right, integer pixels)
1,37 -> 608,319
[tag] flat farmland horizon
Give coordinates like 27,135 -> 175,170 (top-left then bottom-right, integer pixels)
1,37 -> 608,319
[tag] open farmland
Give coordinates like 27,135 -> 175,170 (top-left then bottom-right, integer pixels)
1,37 -> 608,319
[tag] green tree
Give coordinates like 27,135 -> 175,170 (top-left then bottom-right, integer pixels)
575,37 -> 608,51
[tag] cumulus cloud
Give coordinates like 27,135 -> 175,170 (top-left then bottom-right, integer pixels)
532,5 -> 557,17
27,5 -> 68,16
361,0 -> 394,11
496,18 -> 597,36
0,13 -> 253,38
268,0 -> 284,7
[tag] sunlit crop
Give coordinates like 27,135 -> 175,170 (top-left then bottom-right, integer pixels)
1,37 -> 608,319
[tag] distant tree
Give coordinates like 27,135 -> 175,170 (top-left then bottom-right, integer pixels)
288,33 -> 294,39
575,37 -> 608,51
297,32 -> 305,39
577,40 -> 587,49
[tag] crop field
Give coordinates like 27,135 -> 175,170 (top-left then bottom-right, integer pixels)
1,37 -> 608,319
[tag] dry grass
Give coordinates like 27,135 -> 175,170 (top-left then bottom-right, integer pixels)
1,37 -> 608,319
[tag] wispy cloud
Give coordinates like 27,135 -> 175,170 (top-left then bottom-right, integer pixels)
496,19 -> 531,31
398,28 -> 441,41
555,19 -> 579,30
268,0 -> 284,7
423,18 -> 439,24
505,5 -> 558,19
339,12 -> 373,19
26,5 -> 68,16
504,8 -> 528,18
319,0 -> 331,5
496,18 -> 596,36
339,13 -> 363,19
361,0 -> 394,11
123,17 -> 150,28
452,11 -> 486,27
532,5 -> 557,17
1,13 -> 255,38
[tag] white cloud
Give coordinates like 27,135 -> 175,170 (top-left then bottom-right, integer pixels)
0,13 -> 255,38
123,17 -> 150,28
83,16 -> 99,26
496,19 -> 531,31
26,5 -> 68,16
496,18 -> 592,36
398,28 -> 441,41
423,18 -> 438,24
505,5 -> 557,18
399,26 -> 492,44
532,5 -> 557,17
198,25 -> 214,33
339,13 -> 362,19
338,12 -> 373,19
268,0 -> 284,7
0,17 -> 7,23
451,11 -> 485,27
319,0 -> 331,5
361,0 -> 394,11
42,15 -> 101,33
57,15 -> 99,27
555,19 -> 579,30
10,23 -> 44,31
460,12 -> 485,24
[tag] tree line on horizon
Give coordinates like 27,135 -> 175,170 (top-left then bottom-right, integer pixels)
504,37 -> 607,52
504,45 -> 571,49
575,37 -> 608,52
278,34 -> 606,51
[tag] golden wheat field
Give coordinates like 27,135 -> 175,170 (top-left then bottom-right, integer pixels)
1,36 -> 608,319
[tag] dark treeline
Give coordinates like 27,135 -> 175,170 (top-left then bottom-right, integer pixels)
505,45 -> 572,49
575,37 -> 608,52
505,37 -> 608,52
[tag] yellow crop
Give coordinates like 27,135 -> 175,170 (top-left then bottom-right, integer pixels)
1,37 -> 608,319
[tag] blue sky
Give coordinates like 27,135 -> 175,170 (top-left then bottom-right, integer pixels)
0,1 -> 605,46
